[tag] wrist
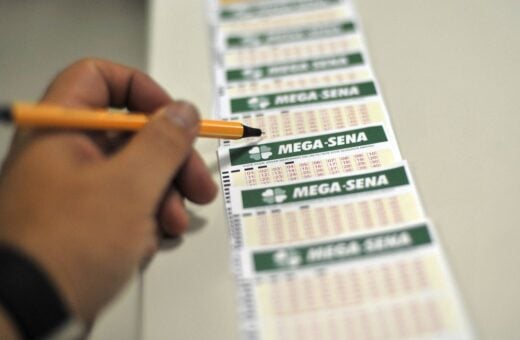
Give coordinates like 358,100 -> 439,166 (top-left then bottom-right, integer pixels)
0,243 -> 86,339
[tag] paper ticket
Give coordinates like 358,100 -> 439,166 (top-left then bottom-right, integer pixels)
218,124 -> 401,185
241,221 -> 436,277
220,142 -> 398,188
216,34 -> 366,101
219,100 -> 390,147
227,187 -> 425,249
217,2 -> 353,35
222,64 -> 371,100
220,124 -> 398,166
222,34 -> 362,69
220,80 -> 379,117
224,52 -> 365,84
228,162 -> 415,214
217,20 -> 356,52
234,221 -> 473,340
218,0 -> 348,22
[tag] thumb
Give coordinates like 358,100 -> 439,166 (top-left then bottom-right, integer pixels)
112,102 -> 200,202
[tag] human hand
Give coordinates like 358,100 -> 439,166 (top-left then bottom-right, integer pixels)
0,59 -> 218,324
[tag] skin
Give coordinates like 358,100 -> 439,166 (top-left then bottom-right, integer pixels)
0,59 -> 218,337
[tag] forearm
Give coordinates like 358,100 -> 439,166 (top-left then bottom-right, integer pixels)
0,305 -> 20,340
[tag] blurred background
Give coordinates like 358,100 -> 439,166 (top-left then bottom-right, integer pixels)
0,0 -> 146,156
1,0 -> 519,339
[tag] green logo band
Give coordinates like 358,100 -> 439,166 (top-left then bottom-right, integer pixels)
227,22 -> 355,48
230,81 -> 377,114
253,224 -> 432,272
221,0 -> 342,20
229,125 -> 388,166
241,166 -> 409,209
226,53 -> 364,82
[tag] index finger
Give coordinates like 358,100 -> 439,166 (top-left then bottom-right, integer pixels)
3,59 -> 174,167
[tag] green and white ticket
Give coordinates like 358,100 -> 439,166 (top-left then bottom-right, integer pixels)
216,1 -> 353,35
221,33 -> 363,70
218,100 -> 392,147
219,124 -> 398,167
241,221 -> 434,276
224,21 -> 355,49
234,221 -> 473,339
224,186 -> 426,250
218,81 -> 379,117
222,65 -> 372,99
225,52 -> 364,82
219,0 -> 345,21
228,162 -> 415,213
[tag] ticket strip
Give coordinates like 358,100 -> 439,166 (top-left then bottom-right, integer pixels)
207,0 -> 473,339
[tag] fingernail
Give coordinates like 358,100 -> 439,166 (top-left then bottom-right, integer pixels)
164,104 -> 199,129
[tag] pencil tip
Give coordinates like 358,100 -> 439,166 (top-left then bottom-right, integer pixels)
242,125 -> 262,138
0,105 -> 12,123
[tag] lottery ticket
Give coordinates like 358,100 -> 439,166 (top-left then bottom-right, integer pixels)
215,24 -> 367,112
205,0 -> 473,338
218,0 -> 349,23
222,34 -> 362,70
219,20 -> 356,50
222,65 -> 372,99
218,124 -> 400,185
221,80 -> 379,118
218,3 -> 353,35
228,162 -> 414,214
227,188 -> 425,250
219,100 -> 390,147
234,221 -> 473,340
224,53 -> 364,84
220,142 -> 398,187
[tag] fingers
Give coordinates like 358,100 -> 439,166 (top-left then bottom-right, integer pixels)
158,191 -> 189,236
6,59 -> 173,170
175,151 -> 218,204
41,58 -> 172,112
159,153 -> 218,236
111,102 -> 200,204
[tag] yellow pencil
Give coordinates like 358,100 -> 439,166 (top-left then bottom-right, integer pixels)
0,102 -> 262,139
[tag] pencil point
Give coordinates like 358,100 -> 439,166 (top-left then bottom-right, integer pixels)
242,124 -> 262,138
0,105 -> 12,122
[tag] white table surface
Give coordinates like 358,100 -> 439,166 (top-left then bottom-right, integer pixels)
1,1 -> 519,339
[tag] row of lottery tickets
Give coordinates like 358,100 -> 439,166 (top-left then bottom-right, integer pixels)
207,0 -> 473,339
